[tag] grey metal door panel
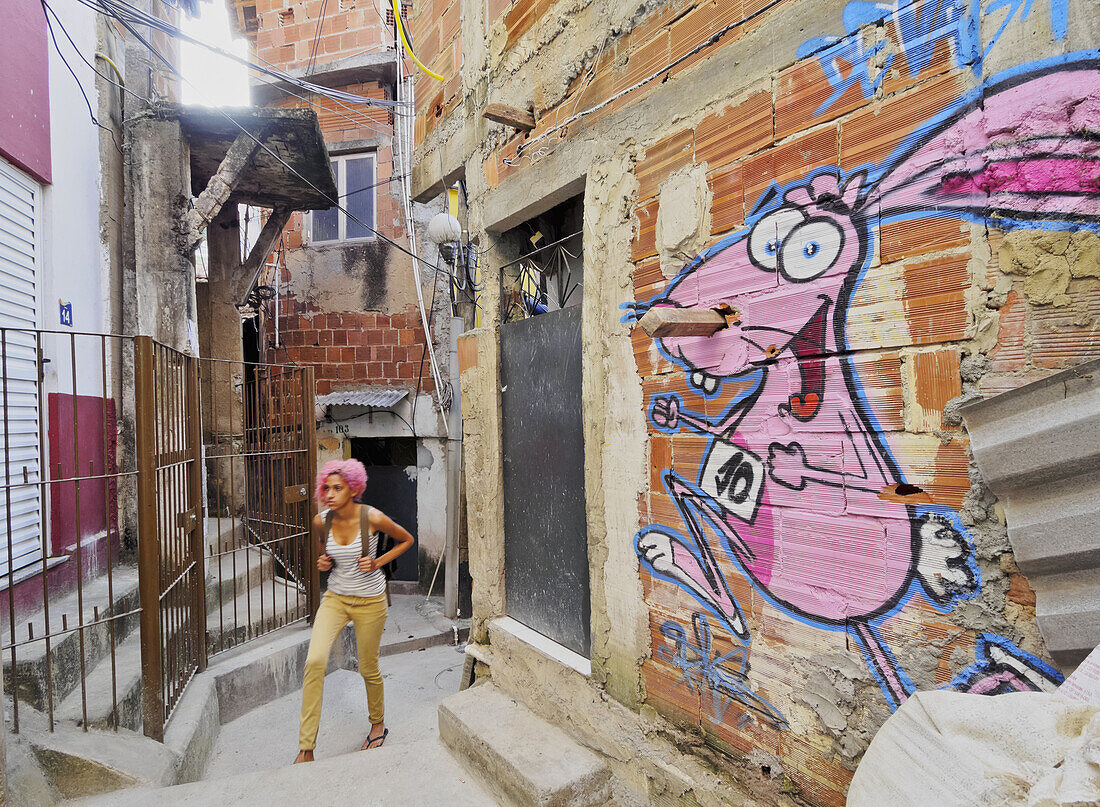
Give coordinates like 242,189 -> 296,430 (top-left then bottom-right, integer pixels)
501,306 -> 590,657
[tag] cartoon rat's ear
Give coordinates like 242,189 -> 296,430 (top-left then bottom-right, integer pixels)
869,60 -> 1100,229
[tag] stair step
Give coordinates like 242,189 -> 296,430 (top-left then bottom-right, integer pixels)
56,628 -> 144,732
204,518 -> 244,554
204,545 -> 274,611
68,738 -> 501,806
17,701 -> 177,801
3,566 -> 141,713
206,576 -> 309,654
438,684 -> 611,807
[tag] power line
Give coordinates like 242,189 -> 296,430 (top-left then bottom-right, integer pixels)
304,0 -> 330,78
76,0 -> 413,112
41,1 -> 123,154
92,1 -> 452,420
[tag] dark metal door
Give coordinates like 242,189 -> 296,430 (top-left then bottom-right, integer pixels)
353,437 -> 418,583
501,306 -> 589,656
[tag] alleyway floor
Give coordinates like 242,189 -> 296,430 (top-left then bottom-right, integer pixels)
65,600 -> 501,806
204,643 -> 479,780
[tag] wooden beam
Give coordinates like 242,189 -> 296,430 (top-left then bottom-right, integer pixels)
183,127 -> 269,253
638,307 -> 728,338
482,103 -> 536,131
236,206 -> 293,304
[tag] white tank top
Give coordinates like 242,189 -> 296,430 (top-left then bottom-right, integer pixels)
323,508 -> 387,598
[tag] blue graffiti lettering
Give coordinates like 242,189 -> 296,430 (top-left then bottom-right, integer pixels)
658,613 -> 789,729
799,0 -> 1070,116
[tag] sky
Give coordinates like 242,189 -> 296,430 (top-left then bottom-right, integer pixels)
180,1 -> 250,107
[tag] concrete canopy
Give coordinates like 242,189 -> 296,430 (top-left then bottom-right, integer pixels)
168,104 -> 338,211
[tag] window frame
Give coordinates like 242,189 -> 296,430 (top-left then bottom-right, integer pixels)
308,151 -> 377,244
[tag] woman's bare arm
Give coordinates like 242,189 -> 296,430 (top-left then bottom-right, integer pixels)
360,507 -> 415,572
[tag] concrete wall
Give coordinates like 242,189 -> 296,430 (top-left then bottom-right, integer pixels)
434,0 -> 1100,804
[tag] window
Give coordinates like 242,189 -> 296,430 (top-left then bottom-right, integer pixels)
310,153 -> 376,243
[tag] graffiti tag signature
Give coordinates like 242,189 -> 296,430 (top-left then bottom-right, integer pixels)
659,613 -> 789,729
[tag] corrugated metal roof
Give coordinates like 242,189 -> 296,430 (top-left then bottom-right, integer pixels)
316,389 -> 409,408
961,357 -> 1100,669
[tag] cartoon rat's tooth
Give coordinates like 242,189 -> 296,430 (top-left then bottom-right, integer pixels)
703,375 -> 718,394
691,371 -> 704,388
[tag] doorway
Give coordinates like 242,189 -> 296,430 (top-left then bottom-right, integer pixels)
350,436 -> 419,582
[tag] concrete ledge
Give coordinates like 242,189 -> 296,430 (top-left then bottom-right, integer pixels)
439,683 -> 611,807
490,617 -> 591,677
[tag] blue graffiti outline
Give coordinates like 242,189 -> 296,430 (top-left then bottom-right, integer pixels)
633,52 -> 1098,709
948,633 -> 1065,690
658,613 -> 789,729
798,0 -> 1071,116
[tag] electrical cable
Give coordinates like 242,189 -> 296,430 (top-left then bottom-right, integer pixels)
304,0 -> 329,78
391,0 -> 443,80
93,0 -> 451,426
41,1 -> 123,154
509,0 -> 786,162
43,1 -> 149,105
78,0 -> 412,111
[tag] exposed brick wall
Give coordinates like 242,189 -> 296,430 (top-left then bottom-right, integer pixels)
410,0 -> 462,144
273,81 -> 406,247
249,6 -> 436,401
252,0 -> 394,72
267,300 -> 435,396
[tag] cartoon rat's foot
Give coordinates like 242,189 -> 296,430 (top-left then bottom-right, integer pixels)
637,529 -> 748,640
952,634 -> 1063,695
915,513 -> 978,605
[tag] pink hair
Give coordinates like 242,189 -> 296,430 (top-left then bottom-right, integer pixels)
314,459 -> 368,503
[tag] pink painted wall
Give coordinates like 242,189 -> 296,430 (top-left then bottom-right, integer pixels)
47,394 -> 117,556
0,0 -> 51,183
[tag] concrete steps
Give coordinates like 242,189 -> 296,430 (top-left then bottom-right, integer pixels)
56,628 -> 144,731
3,566 -> 141,714
206,575 -> 309,654
13,698 -> 178,802
67,737 -> 502,807
439,684 -> 612,807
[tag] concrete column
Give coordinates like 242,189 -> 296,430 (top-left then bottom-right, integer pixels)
127,115 -> 197,352
197,205 -> 246,516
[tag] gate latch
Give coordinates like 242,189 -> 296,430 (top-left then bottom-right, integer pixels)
284,484 -> 309,504
176,509 -> 198,533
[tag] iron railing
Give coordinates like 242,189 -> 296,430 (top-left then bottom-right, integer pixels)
1,330 -> 318,742
1,329 -> 136,735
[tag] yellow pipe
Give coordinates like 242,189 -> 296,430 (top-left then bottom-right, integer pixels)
94,52 -> 125,87
392,0 -> 444,81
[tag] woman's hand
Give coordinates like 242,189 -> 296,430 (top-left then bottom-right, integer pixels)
357,556 -> 377,574
317,554 -> 333,572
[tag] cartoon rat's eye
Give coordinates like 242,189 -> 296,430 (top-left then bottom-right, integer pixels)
748,208 -> 805,271
780,218 -> 844,282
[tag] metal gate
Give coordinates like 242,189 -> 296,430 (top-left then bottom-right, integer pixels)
134,339 -> 318,741
133,337 -> 205,741
500,306 -> 590,657
199,356 -> 318,658
1,332 -> 318,743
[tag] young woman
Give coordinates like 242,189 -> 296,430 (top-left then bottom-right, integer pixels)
294,459 -> 415,764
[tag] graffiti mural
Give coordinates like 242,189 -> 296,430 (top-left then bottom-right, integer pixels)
629,55 -> 1100,713
798,0 -> 1071,116
658,613 -> 789,729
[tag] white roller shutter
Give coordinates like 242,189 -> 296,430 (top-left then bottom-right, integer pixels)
0,158 -> 43,577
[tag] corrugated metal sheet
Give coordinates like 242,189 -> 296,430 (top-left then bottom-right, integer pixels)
316,388 -> 408,408
962,357 -> 1100,669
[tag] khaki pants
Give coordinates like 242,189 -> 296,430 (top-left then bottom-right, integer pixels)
298,591 -> 388,750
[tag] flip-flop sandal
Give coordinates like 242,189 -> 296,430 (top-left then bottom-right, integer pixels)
362,728 -> 388,750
